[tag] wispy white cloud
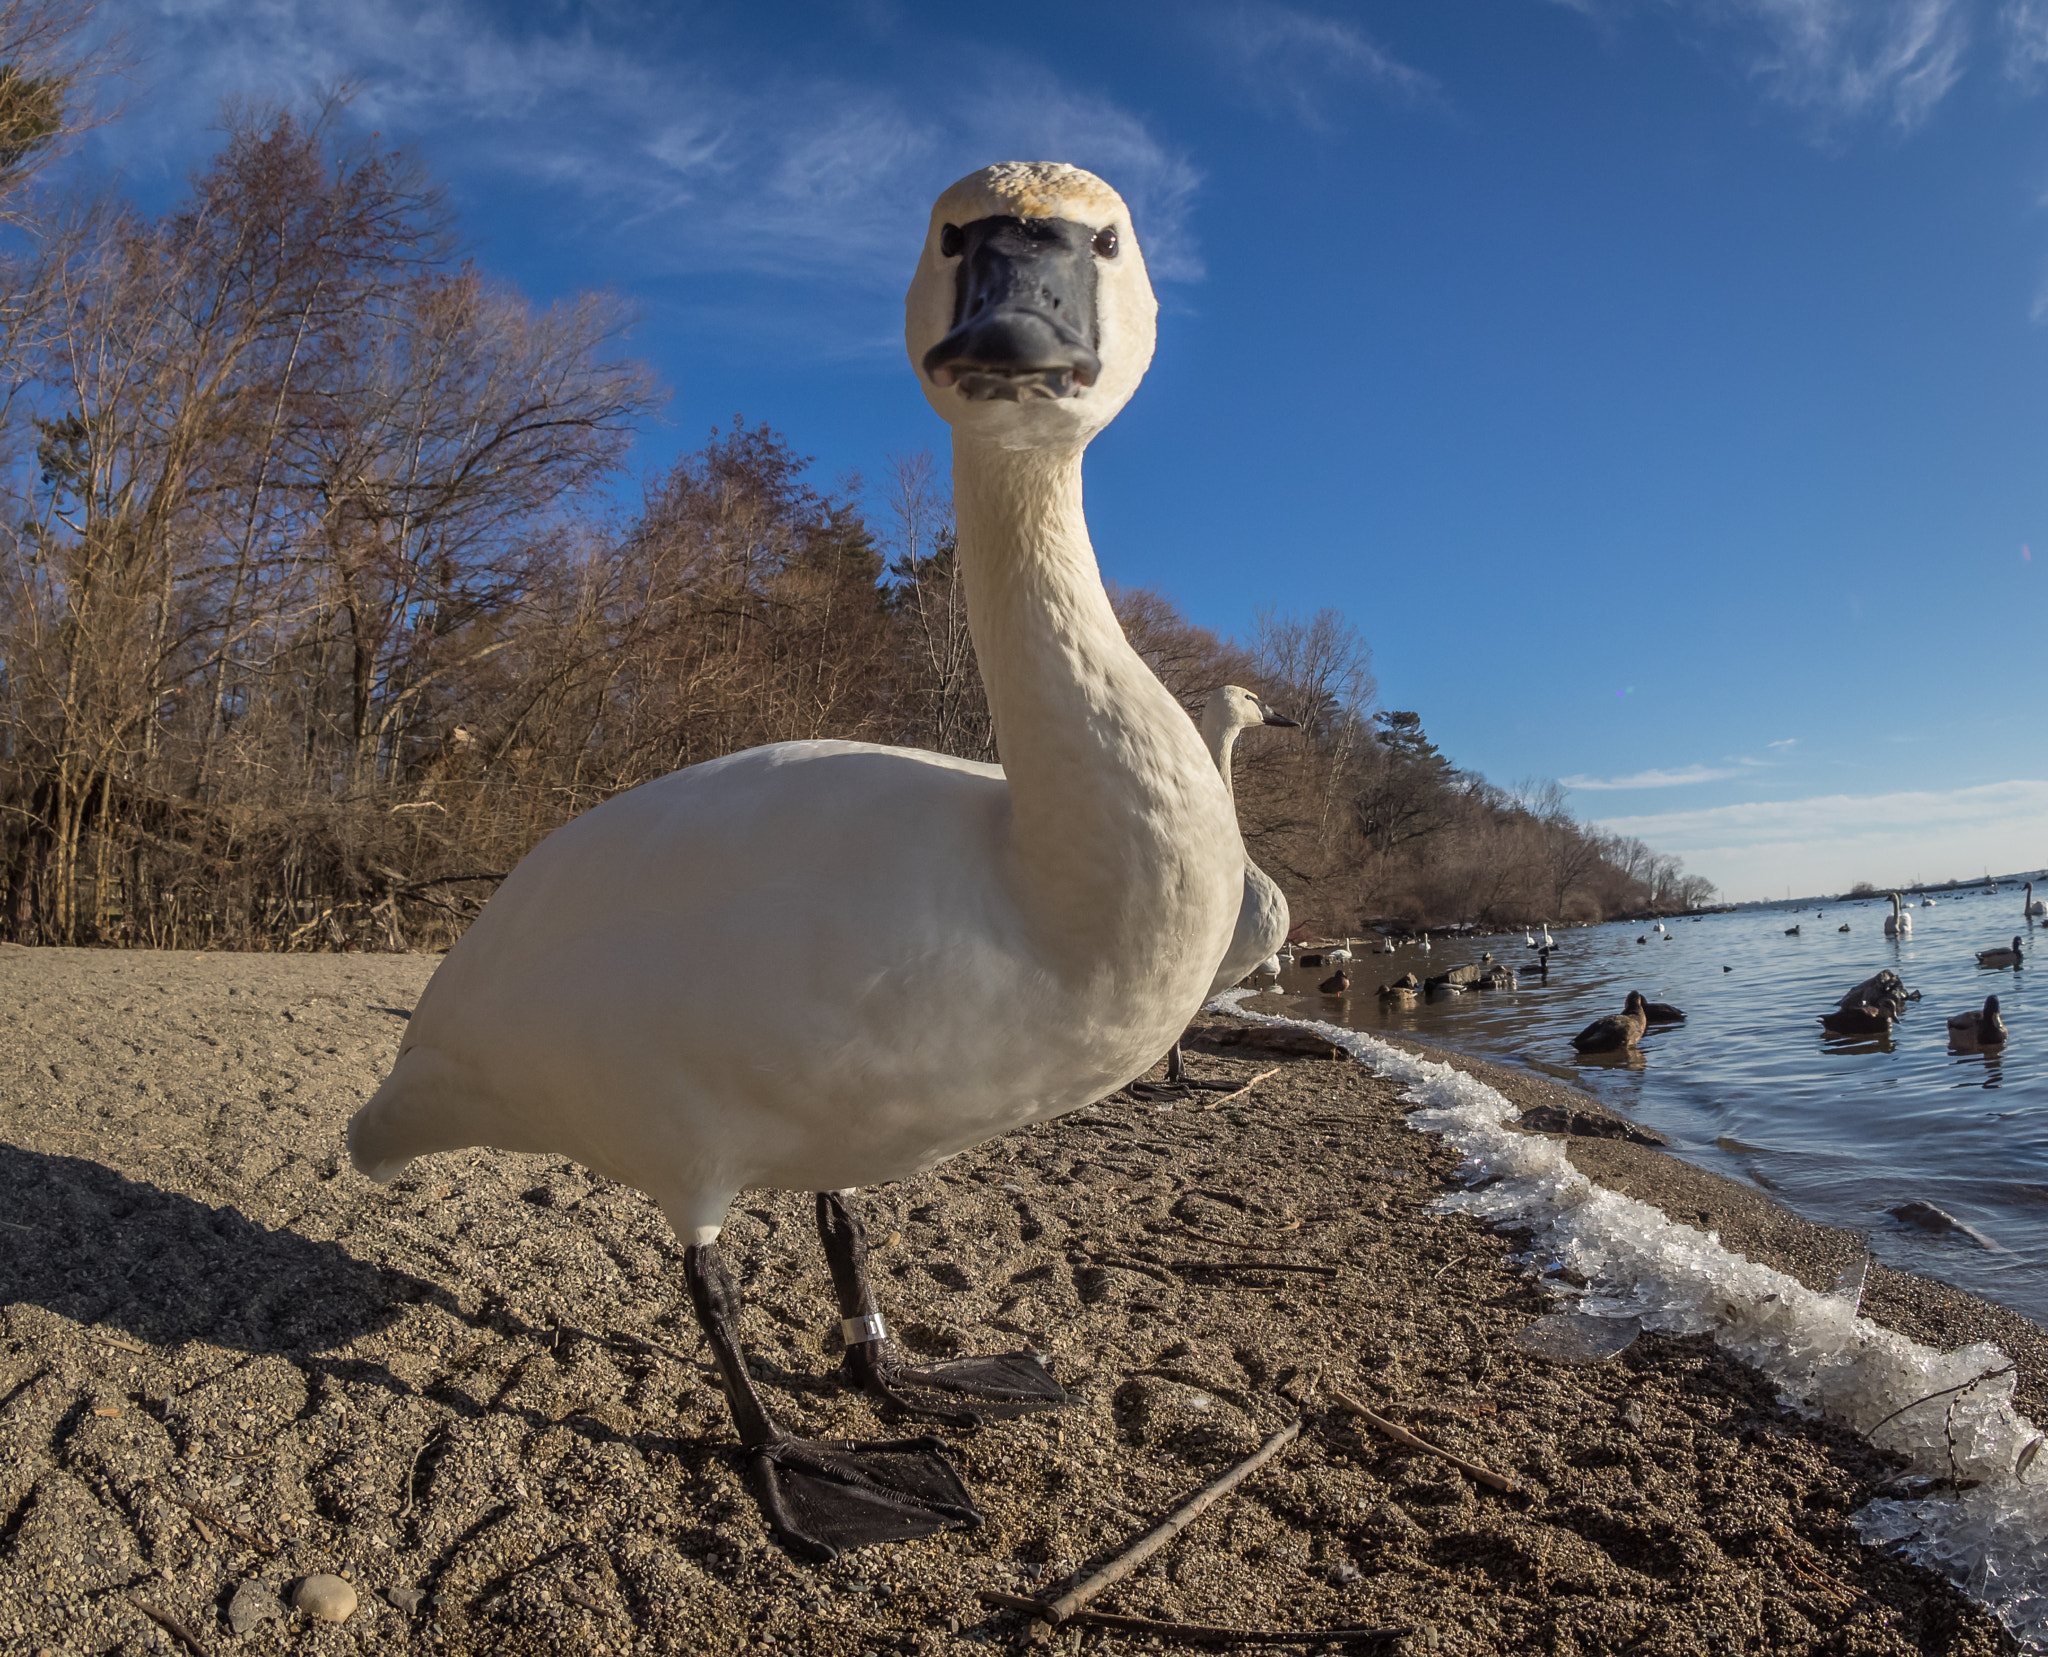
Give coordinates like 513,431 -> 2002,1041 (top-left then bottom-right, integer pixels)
1694,0 -> 1971,133
1562,762 -> 1749,789
1208,3 -> 1440,128
1591,778 -> 2048,899
1767,736 -> 1798,747
2000,0 -> 2048,84
92,0 -> 1206,294
1547,0 -> 1972,134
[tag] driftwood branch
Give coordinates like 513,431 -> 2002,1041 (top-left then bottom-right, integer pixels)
976,1593 -> 1402,1647
1330,1389 -> 1518,1493
998,1419 -> 1303,1637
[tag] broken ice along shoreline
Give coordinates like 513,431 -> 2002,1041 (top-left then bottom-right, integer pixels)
1213,991 -> 2048,1652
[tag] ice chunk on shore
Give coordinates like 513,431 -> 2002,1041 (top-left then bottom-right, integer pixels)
1209,990 -> 2048,1650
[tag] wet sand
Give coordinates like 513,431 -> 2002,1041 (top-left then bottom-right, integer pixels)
0,946 -> 2026,1655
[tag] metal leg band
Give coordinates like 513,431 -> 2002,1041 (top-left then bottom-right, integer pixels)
841,1312 -> 888,1346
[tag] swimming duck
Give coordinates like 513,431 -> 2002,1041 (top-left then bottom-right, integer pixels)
1642,1001 -> 1686,1025
1820,1003 -> 1893,1037
1947,996 -> 2006,1052
1572,991 -> 1649,1054
348,163 -> 1232,1561
1785,925 -> 1801,936
1838,971 -> 1908,1017
1978,937 -> 2025,968
1377,982 -> 1418,1008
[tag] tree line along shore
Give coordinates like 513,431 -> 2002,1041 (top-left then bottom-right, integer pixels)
0,42 -> 1713,953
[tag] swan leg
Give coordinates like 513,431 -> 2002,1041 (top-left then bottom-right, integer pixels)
683,1242 -> 980,1561
1127,1040 -> 1244,1099
816,1191 -> 1078,1423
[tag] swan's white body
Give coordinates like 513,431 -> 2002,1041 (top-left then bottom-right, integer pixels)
1884,891 -> 1911,937
1524,930 -> 1536,947
348,163 -> 1243,1245
2026,882 -> 2046,919
1326,938 -> 1353,965
1198,687 -> 1291,999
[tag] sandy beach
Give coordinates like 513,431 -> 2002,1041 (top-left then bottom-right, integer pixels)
0,945 -> 2026,1655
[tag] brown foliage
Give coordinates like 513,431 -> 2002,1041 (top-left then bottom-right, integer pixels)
0,96 -> 1706,950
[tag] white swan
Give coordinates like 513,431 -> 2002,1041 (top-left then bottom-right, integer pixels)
1539,922 -> 1555,948
1419,934 -> 1432,954
348,163 -> 1242,1561
1146,685 -> 1298,1089
1327,936 -> 1354,964
1884,891 -> 1911,937
2027,881 -> 2046,919
1524,929 -> 1536,947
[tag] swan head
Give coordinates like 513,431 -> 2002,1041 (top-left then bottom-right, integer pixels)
906,162 -> 1157,450
1201,684 -> 1299,739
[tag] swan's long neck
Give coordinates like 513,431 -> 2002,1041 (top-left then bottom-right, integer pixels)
953,438 -> 1237,976
1200,708 -> 1243,800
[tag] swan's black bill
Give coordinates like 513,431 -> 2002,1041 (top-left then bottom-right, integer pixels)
1263,711 -> 1300,728
926,216 -> 1102,401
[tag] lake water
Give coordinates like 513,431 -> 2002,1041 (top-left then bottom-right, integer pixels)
1247,889 -> 2048,1324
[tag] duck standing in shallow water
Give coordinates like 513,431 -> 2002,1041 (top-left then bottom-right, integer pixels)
1979,936 -> 2025,968
1320,967 -> 1352,996
1571,992 -> 1649,1054
348,164 -> 1244,1561
1948,996 -> 2007,1052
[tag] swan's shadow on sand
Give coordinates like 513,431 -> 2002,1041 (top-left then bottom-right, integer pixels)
0,1142 -> 451,1354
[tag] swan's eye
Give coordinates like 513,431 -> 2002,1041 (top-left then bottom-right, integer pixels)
939,223 -> 963,258
1092,226 -> 1119,259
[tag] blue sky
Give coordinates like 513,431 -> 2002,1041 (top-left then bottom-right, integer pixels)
86,0 -> 2048,901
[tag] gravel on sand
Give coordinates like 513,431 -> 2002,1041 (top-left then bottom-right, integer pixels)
0,946 -> 2026,1654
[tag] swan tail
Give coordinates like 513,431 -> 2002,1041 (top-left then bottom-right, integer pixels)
347,1046 -> 479,1184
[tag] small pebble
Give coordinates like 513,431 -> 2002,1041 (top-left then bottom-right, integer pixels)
1328,1560 -> 1361,1586
386,1584 -> 426,1615
293,1573 -> 359,1623
227,1579 -> 286,1635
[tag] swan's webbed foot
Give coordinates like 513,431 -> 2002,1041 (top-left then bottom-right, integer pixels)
750,1431 -> 980,1562
1126,1040 -> 1242,1100
851,1346 -> 1078,1426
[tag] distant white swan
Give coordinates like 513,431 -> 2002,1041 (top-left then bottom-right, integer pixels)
1884,891 -> 1911,938
1539,922 -> 1555,948
1327,937 -> 1354,964
2026,881 -> 2046,920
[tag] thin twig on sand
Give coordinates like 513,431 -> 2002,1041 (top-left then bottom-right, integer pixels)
976,1594 -> 1402,1647
151,1483 -> 276,1554
1866,1364 -> 2015,1437
1171,1259 -> 1338,1278
133,1601 -> 211,1657
1201,1068 -> 1280,1110
1330,1389 -> 1518,1494
994,1419 -> 1303,1639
